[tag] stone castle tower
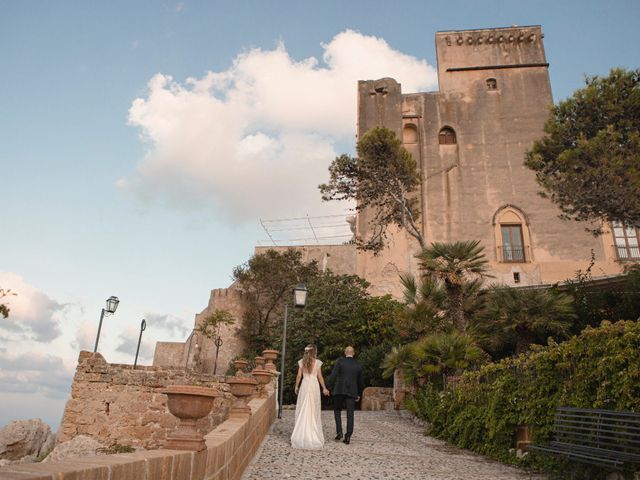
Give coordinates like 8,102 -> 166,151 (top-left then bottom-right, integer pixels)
153,25 -> 625,371
356,25 -> 622,294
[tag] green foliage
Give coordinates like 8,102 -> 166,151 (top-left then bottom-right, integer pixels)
525,68 -> 640,229
319,126 -> 424,253
280,271 -> 403,404
396,273 -> 449,341
196,309 -> 235,340
563,260 -> 640,334
233,248 -> 319,352
234,264 -> 404,404
416,241 -> 491,332
96,443 -> 135,454
409,320 -> 640,478
382,332 -> 487,387
472,286 -> 576,355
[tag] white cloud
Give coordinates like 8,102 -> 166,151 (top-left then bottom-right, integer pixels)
0,352 -> 74,400
115,325 -> 155,363
0,272 -> 64,342
121,30 -> 437,222
73,320 -> 97,351
145,312 -> 190,338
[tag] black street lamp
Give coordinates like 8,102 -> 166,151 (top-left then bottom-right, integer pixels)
93,296 -> 119,352
133,319 -> 147,369
278,283 -> 308,418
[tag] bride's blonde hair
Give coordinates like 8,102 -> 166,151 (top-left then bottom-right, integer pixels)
302,344 -> 317,373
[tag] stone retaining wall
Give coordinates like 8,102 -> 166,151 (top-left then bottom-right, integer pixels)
361,387 -> 394,411
57,351 -> 234,449
0,389 -> 277,480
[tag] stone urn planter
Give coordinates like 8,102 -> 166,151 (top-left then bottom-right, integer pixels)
227,376 -> 258,417
163,385 -> 221,451
251,368 -> 273,397
254,356 -> 266,369
233,358 -> 249,373
262,349 -> 279,371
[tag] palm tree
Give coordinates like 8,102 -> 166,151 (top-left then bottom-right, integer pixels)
382,332 -> 487,386
475,286 -> 576,354
416,240 -> 491,333
398,273 -> 448,340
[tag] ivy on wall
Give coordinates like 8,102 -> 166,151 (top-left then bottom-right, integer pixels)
408,320 -> 640,477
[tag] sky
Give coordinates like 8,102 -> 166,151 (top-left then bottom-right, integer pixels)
1,0 -> 638,430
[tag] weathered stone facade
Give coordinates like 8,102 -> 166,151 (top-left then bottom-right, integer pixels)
58,351 -> 233,449
356,25 -> 624,296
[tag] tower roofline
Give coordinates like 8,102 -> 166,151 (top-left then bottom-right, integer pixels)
436,25 -> 541,34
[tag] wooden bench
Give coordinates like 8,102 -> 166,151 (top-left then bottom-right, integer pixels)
529,406 -> 640,474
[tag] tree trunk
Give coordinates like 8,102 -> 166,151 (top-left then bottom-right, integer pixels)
515,328 -> 535,355
447,285 -> 466,333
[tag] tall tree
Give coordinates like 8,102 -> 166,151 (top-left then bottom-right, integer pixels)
416,241 -> 490,333
319,126 -> 424,253
232,249 -> 319,352
525,68 -> 640,229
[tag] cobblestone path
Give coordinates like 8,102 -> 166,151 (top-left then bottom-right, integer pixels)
242,410 -> 542,480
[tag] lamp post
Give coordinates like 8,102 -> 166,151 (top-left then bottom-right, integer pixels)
93,296 -> 120,353
213,336 -> 223,375
185,331 -> 200,369
278,283 -> 308,419
133,319 -> 147,369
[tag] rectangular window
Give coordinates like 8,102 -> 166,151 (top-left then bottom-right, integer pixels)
501,225 -> 525,262
612,221 -> 640,259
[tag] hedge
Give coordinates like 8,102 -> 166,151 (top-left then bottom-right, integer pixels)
408,320 -> 640,478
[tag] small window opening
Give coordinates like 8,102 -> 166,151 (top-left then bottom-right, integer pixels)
438,127 -> 456,145
513,272 -> 521,284
486,78 -> 497,90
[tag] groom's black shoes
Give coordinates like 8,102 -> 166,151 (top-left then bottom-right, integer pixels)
343,435 -> 351,445
334,433 -> 343,441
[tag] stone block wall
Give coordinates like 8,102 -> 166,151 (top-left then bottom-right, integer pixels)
0,384 -> 277,480
58,351 -> 233,449
361,387 -> 394,411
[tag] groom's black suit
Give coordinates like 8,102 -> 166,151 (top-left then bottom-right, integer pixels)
326,356 -> 364,440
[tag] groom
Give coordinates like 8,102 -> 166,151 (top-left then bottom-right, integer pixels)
326,346 -> 364,445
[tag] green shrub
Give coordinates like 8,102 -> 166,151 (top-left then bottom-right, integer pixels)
409,320 -> 640,478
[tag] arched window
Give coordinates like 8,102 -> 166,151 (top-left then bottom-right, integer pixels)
438,127 -> 456,145
492,205 -> 531,263
486,78 -> 497,90
403,124 -> 418,144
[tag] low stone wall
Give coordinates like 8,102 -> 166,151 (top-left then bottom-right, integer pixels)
0,388 -> 277,480
361,387 -> 394,411
58,351 -> 233,449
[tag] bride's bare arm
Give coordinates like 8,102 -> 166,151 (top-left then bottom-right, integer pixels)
317,368 -> 330,396
294,367 -> 302,395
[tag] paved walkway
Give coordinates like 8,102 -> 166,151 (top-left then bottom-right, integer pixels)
242,410 -> 542,480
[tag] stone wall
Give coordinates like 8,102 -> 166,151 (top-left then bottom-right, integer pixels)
58,351 -> 233,449
1,381 -> 277,480
361,387 -> 394,411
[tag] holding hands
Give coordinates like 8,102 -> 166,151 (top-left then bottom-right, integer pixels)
323,387 -> 330,396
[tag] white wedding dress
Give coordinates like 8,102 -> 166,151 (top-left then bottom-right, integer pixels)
291,359 -> 324,449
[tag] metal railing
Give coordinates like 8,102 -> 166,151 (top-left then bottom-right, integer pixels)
497,245 -> 527,263
616,245 -> 640,260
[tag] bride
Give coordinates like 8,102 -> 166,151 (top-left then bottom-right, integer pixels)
291,344 -> 330,449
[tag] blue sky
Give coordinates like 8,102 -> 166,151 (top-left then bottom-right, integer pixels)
1,0 -> 638,429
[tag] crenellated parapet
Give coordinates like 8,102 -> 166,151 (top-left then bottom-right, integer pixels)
441,27 -> 541,48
